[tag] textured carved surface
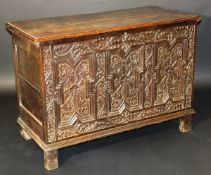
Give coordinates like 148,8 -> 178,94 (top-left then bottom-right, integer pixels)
43,25 -> 196,143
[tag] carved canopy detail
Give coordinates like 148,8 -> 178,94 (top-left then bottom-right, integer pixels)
43,25 -> 196,143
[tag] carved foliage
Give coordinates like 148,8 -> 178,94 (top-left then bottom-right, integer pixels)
43,25 -> 196,142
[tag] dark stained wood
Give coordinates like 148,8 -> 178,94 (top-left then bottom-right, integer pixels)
6,6 -> 201,170
6,6 -> 201,43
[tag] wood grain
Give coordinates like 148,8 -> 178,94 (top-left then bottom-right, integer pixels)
6,6 -> 201,43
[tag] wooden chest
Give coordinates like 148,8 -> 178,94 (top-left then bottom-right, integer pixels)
6,6 -> 201,170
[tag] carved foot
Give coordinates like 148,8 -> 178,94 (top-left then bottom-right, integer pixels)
179,115 -> 192,133
44,150 -> 59,170
20,128 -> 31,140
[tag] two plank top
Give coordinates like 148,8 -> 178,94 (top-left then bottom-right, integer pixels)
6,6 -> 201,44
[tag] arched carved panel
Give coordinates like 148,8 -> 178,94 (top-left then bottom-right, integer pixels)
43,25 -> 196,143
106,47 -> 144,116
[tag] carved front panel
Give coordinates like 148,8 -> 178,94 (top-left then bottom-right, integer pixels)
43,25 -> 196,143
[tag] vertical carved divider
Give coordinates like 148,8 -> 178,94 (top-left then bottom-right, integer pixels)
43,46 -> 57,143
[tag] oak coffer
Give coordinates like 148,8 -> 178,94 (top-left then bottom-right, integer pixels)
6,6 -> 201,170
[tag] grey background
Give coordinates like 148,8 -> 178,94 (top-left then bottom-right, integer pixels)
0,0 -> 211,92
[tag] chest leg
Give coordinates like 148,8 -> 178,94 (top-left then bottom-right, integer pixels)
20,128 -> 31,140
44,150 -> 59,170
179,115 -> 193,133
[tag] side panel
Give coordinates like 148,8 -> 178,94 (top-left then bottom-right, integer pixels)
13,36 -> 44,140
